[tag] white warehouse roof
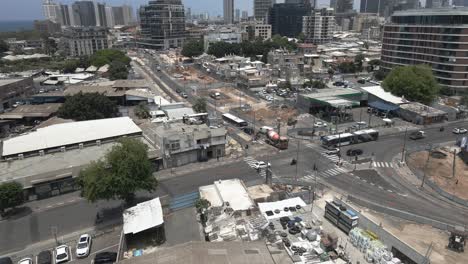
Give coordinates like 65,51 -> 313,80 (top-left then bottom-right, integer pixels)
123,197 -> 164,235
361,86 -> 408,105
2,117 -> 142,157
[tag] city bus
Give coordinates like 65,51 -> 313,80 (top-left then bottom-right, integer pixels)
321,129 -> 379,148
222,113 -> 248,127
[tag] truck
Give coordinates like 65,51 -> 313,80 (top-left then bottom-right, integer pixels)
266,130 -> 289,150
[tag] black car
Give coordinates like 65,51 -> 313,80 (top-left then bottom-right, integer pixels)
0,257 -> 12,264
37,250 -> 52,264
175,88 -> 182,93
94,252 -> 117,264
346,149 -> 363,156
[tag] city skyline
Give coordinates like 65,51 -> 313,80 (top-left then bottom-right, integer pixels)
0,0 -> 376,21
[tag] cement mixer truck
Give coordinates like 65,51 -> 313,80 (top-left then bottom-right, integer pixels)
266,130 -> 289,150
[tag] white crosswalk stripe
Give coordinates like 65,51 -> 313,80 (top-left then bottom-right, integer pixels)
243,156 -> 259,168
303,167 -> 347,181
372,161 -> 393,168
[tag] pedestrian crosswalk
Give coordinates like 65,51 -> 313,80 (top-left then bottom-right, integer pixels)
306,143 -> 346,164
303,167 -> 348,180
244,156 -> 259,169
372,161 -> 394,168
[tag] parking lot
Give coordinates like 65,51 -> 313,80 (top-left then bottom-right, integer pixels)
8,227 -> 121,264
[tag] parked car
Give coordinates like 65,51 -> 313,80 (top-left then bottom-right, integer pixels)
175,88 -> 182,93
93,252 -> 117,264
253,161 -> 269,170
357,78 -> 366,84
180,92 -> 188,98
76,234 -> 92,258
55,245 -> 70,263
453,128 -> 467,134
17,259 -> 32,264
37,250 -> 52,264
346,149 -> 363,156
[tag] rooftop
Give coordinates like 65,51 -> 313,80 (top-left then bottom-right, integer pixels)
201,179 -> 255,211
393,7 -> 468,17
0,103 -> 62,120
301,88 -> 361,100
399,102 -> 447,116
123,197 -> 164,235
1,117 -> 142,157
113,79 -> 149,89
118,241 -> 275,264
361,86 -> 408,105
0,78 -> 26,86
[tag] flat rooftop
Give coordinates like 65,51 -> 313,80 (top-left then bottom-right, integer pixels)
301,88 -> 361,100
118,241 -> 275,264
0,103 -> 62,119
0,137 -> 157,188
1,117 -> 142,157
0,78 -> 25,86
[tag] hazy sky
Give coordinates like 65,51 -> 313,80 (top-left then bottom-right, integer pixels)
0,0 -> 424,21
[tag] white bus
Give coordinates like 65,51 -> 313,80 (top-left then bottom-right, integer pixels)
321,129 -> 379,148
222,113 -> 248,127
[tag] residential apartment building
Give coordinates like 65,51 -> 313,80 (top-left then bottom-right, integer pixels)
254,0 -> 275,22
453,0 -> 468,6
42,0 -> 61,23
138,0 -> 186,50
381,8 -> 468,94
72,1 -> 97,27
268,2 -> 311,37
204,27 -> 243,51
244,23 -> 272,41
426,0 -> 450,8
330,0 -> 354,13
62,27 -> 109,57
224,0 -> 234,24
302,8 -> 335,44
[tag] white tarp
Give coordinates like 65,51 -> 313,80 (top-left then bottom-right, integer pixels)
258,197 -> 307,220
123,197 -> 164,235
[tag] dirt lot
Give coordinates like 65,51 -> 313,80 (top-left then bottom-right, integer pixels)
169,65 -> 216,84
360,208 -> 468,264
408,147 -> 468,199
199,87 -> 263,109
243,106 -> 298,126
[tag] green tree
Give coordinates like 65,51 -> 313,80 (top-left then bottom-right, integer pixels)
90,49 -> 130,67
363,41 -> 369,50
338,61 -> 357,73
0,40 -> 8,54
181,40 -> 204,57
0,182 -> 24,215
109,61 -> 128,80
297,32 -> 306,43
374,69 -> 386,81
79,138 -> 157,204
354,54 -> 365,72
135,102 -> 151,119
382,65 -> 440,105
195,198 -> 211,212
192,98 -> 207,113
58,92 -> 119,121
368,59 -> 380,72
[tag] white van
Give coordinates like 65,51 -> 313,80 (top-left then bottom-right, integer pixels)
259,126 -> 274,134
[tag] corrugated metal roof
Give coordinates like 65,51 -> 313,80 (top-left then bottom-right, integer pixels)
362,86 -> 407,105
123,197 -> 164,235
2,117 -> 142,156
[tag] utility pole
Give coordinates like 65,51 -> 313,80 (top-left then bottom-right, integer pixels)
359,107 -> 363,123
401,127 -> 408,163
368,110 -> 372,128
452,148 -> 457,179
311,164 -> 318,213
252,111 -> 256,141
421,144 -> 432,189
295,139 -> 300,181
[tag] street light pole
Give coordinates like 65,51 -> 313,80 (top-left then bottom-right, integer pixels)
421,144 -> 432,189
295,139 -> 300,181
401,127 -> 408,163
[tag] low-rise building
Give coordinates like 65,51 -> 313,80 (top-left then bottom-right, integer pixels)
143,122 -> 226,168
203,27 -> 242,51
61,27 -> 109,57
244,23 -> 272,41
398,102 -> 447,125
0,77 -> 35,112
0,117 -> 160,200
0,103 -> 62,126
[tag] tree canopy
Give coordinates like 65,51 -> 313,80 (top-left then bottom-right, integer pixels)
79,138 -> 157,204
90,49 -> 130,67
135,102 -> 151,119
0,182 -> 24,215
207,36 -> 297,58
58,92 -> 119,121
181,40 -> 204,58
193,98 -> 207,113
109,60 -> 129,80
0,40 -> 8,54
382,65 -> 440,105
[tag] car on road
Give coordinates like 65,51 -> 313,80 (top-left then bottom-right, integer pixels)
346,149 -> 363,156
37,250 -> 52,264
17,258 -> 32,264
325,148 -> 340,155
175,88 -> 182,93
313,122 -> 327,128
180,92 -> 188,98
55,245 -> 70,263
409,131 -> 425,140
93,252 -> 117,264
452,128 -> 467,134
0,258 -> 12,264
253,161 -> 269,170
76,234 -> 92,258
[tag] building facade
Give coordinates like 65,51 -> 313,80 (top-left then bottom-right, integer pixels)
138,0 -> 186,50
381,8 -> 468,94
302,8 -> 335,44
42,0 -> 61,23
254,0 -> 275,22
426,0 -> 450,8
72,1 -> 97,27
245,23 -> 272,40
268,2 -> 311,37
453,0 -> 468,7
330,0 -> 354,14
360,0 -> 380,14
62,27 -> 109,57
223,0 -> 234,24
34,19 -> 62,35
0,78 -> 34,112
